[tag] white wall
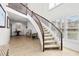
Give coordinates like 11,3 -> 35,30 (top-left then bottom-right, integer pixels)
27,3 -> 49,18
48,3 -> 79,21
11,21 -> 37,36
11,21 -> 26,36
0,28 -> 10,45
0,3 -> 10,46
27,21 -> 37,33
48,3 -> 79,52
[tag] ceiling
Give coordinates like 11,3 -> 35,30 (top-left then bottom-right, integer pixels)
47,3 -> 79,22
8,10 -> 29,23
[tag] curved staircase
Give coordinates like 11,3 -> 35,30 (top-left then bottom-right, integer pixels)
7,3 -> 63,52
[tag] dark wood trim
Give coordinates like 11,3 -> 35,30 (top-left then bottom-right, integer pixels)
0,4 -> 6,28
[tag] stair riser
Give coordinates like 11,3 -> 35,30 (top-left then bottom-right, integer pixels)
44,47 -> 59,50
44,32 -> 50,34
44,38 -> 54,41
43,29 -> 48,31
44,33 -> 52,35
44,42 -> 57,45
44,30 -> 48,32
43,28 -> 47,29
44,35 -> 52,37
43,27 -> 46,29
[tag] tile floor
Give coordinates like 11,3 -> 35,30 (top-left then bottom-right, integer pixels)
9,36 -> 79,56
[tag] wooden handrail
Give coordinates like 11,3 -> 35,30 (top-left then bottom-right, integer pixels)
33,12 -> 62,34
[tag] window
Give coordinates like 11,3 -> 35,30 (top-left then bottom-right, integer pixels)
0,4 -> 6,28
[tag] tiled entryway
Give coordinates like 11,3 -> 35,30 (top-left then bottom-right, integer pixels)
9,36 -> 79,56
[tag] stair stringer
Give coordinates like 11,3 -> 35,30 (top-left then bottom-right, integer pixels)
27,14 -> 44,51
41,22 -> 61,47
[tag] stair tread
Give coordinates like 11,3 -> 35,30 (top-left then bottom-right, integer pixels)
43,28 -> 47,29
44,40 -> 56,43
44,33 -> 52,35
45,44 -> 59,48
44,36 -> 53,39
43,29 -> 48,31
44,35 -> 52,37
44,30 -> 49,32
44,31 -> 50,34
43,27 -> 46,28
42,25 -> 45,27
